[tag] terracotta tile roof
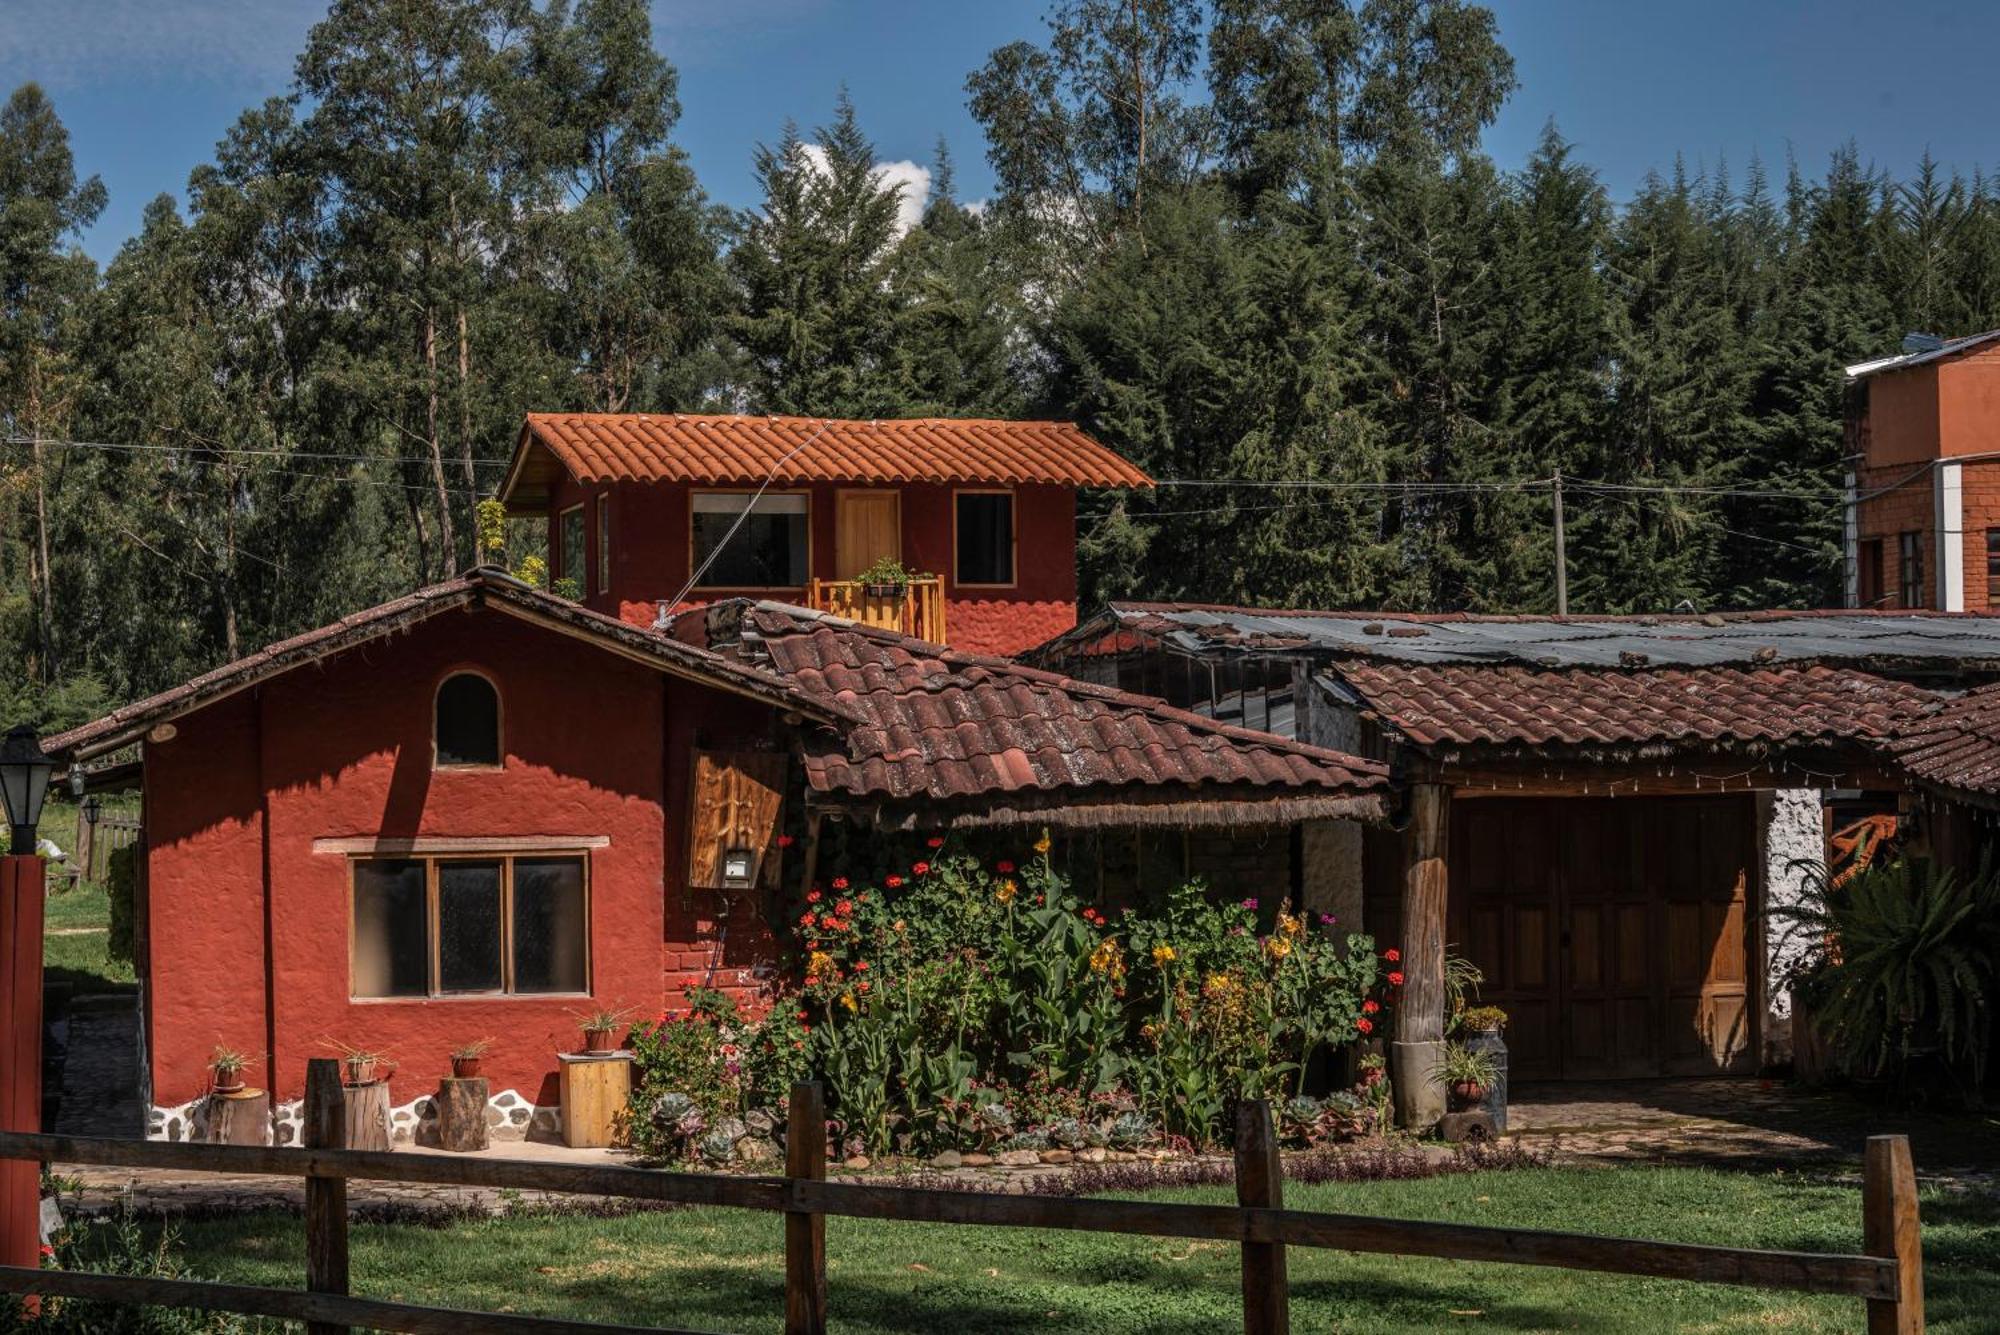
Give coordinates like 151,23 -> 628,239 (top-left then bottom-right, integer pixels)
1332,662 -> 1938,754
502,413 -> 1153,507
46,570 -> 846,763
687,601 -> 1389,827
1885,683 -> 2000,799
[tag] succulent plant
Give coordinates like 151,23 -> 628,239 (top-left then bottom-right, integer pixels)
976,1103 -> 1014,1132
1045,1116 -> 1089,1150
999,1129 -> 1049,1151
698,1128 -> 738,1166
1106,1112 -> 1152,1149
650,1091 -> 695,1126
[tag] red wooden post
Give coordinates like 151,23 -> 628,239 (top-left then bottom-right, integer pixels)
784,1081 -> 827,1335
0,855 -> 46,1279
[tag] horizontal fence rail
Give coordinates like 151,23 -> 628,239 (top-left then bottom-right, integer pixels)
0,1067 -> 1926,1335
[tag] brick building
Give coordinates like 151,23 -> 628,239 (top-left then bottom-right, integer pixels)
1845,330 -> 2000,610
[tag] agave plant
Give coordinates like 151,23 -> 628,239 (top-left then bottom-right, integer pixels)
1776,854 -> 1999,1093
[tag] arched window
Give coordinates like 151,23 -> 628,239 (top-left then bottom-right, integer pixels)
435,672 -> 500,768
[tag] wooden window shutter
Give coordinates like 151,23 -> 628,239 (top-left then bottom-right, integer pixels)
687,750 -> 788,891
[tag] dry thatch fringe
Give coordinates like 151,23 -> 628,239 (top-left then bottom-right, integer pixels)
903,1139 -> 1550,1198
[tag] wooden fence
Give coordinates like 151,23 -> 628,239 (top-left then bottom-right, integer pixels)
0,1064 -> 1926,1334
71,812 -> 140,884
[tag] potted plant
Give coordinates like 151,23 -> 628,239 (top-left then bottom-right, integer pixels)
208,1046 -> 250,1095
450,1038 -> 493,1080
1439,1042 -> 1499,1109
856,556 -> 913,599
328,1042 -> 389,1087
572,1005 -> 634,1054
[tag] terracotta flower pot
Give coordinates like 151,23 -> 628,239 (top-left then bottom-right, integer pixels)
1450,1079 -> 1487,1106
451,1056 -> 482,1080
344,1058 -> 377,1086
211,1075 -> 245,1095
584,1027 -> 618,1054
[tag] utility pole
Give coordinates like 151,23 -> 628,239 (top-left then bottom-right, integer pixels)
1552,470 -> 1569,616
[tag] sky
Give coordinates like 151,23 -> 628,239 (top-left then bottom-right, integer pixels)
3,0 -> 1995,264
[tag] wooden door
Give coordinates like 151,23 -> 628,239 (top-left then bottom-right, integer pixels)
835,491 -> 900,580
1452,796 -> 1757,1080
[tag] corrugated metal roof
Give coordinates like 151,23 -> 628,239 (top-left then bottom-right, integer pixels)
1088,603 -> 2000,670
1845,328 -> 2000,379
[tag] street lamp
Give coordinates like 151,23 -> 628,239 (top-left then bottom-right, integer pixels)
0,726 -> 53,857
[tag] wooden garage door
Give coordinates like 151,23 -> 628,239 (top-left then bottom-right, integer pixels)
1450,796 -> 1756,1080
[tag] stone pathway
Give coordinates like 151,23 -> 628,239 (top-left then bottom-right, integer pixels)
53,994 -> 144,1138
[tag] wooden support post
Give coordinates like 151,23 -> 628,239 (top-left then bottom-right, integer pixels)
303,1059 -> 350,1335
1392,783 -> 1450,1129
1864,1134 -> 1924,1334
784,1081 -> 828,1335
1235,1099 -> 1289,1335
0,857 -> 44,1305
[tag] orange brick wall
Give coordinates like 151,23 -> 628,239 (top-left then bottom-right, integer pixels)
1854,462 -> 1935,609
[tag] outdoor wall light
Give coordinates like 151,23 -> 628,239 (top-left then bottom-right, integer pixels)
720,845 -> 755,889
0,725 -> 54,856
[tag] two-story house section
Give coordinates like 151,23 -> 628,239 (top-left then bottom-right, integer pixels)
498,413 -> 1155,657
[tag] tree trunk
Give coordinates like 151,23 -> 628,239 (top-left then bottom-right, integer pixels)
423,307 -> 457,579
30,435 -> 56,684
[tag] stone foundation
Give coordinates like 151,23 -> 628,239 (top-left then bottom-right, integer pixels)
149,1087 -> 562,1147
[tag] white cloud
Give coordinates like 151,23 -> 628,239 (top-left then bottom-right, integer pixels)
797,142 -> 932,237
0,0 -> 321,89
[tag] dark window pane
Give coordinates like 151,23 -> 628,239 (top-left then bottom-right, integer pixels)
955,493 -> 1014,585
353,860 -> 427,998
692,494 -> 808,587
560,507 -> 585,583
438,861 -> 504,992
597,496 -> 611,593
513,858 -> 587,993
436,673 -> 500,767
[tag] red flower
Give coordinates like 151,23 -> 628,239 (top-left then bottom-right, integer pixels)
799,912 -> 816,928
996,860 -> 1016,874
854,960 -> 869,972
836,898 -> 854,916
1355,1017 -> 1374,1034
857,980 -> 871,993
807,890 -> 822,904
913,861 -> 931,876
926,836 -> 945,848
885,875 -> 904,889
796,1010 -> 810,1021
1387,971 -> 1405,987
777,834 -> 795,848
832,877 -> 850,891
1384,948 -> 1400,963
1362,999 -> 1380,1014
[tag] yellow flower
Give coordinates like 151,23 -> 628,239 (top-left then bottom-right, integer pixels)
1264,935 -> 1292,960
995,879 -> 1018,904
1276,909 -> 1304,939
1033,833 -> 1052,856
892,919 -> 907,934
840,992 -> 858,1012
1088,937 -> 1126,980
1151,943 -> 1177,967
807,950 -> 835,981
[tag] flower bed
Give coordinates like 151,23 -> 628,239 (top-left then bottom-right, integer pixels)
626,836 -> 1397,1164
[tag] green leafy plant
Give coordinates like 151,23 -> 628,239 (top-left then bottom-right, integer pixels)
1438,1042 -> 1498,1093
1777,855 -> 2000,1095
855,556 -> 917,590
1456,1005 -> 1507,1035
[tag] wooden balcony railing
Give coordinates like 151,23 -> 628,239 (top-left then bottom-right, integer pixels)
808,576 -> 947,644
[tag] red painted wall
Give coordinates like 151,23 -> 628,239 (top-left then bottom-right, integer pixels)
142,605 -> 782,1113
543,473 -> 1082,657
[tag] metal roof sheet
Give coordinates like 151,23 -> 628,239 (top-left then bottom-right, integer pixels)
1095,604 -> 2000,670
1844,328 -> 2000,379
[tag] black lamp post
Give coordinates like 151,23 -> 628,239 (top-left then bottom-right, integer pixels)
0,726 -> 53,857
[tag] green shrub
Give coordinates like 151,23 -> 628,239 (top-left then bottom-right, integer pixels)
1779,854 -> 2000,1096
105,843 -> 138,967
3,1204 -> 253,1332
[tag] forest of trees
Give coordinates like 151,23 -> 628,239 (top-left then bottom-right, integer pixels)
2,0 -> 1994,727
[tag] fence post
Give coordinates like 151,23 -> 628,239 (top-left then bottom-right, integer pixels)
1236,1098 -> 1288,1335
1864,1134 -> 1923,1334
784,1081 -> 827,1335
303,1058 -> 350,1335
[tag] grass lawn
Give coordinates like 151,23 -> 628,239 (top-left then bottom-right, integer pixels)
156,1163 -> 1997,1333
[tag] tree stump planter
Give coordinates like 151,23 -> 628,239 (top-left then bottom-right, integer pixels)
342,1081 -> 392,1152
205,1088 -> 271,1146
436,1077 -> 489,1152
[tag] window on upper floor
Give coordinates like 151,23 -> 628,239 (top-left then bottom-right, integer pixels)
692,492 -> 809,588
435,672 -> 500,768
351,853 -> 588,998
596,494 -> 611,594
1899,530 -> 1926,608
558,505 -> 585,591
1857,538 -> 1884,607
1986,529 -> 2000,608
955,491 -> 1016,587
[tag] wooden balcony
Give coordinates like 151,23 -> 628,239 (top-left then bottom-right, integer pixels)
808,576 -> 947,643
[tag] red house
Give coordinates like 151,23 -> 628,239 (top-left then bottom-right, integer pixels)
48,568 -> 1385,1145
497,413 -> 1154,657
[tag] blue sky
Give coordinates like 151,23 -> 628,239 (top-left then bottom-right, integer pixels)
4,0 -> 1994,263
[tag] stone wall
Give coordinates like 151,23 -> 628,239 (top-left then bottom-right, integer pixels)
149,1087 -> 562,1147
1757,788 -> 1826,1068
